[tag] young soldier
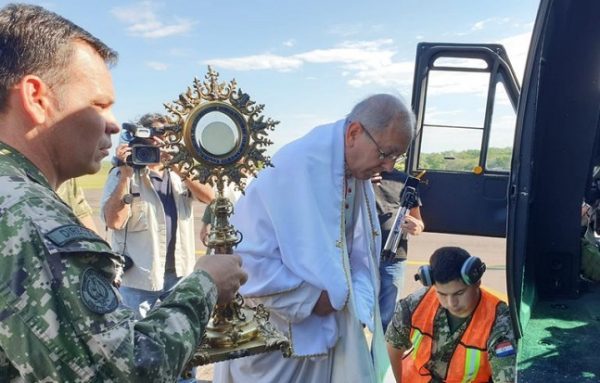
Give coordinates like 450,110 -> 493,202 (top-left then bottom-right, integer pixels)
386,247 -> 516,383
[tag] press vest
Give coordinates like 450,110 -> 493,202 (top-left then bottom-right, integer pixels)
101,168 -> 196,291
403,287 -> 500,383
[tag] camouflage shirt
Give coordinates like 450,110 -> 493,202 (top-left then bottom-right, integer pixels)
0,142 -> 217,382
56,178 -> 94,221
385,287 -> 516,383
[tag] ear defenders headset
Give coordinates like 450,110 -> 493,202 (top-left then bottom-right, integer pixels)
414,256 -> 486,286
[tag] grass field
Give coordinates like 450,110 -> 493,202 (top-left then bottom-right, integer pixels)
78,161 -> 112,190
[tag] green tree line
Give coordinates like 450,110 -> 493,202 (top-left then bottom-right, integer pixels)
397,147 -> 513,172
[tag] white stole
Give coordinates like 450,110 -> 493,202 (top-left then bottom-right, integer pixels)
231,119 -> 387,375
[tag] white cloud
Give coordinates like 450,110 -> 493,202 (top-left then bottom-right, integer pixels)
472,20 -> 487,31
203,31 -> 532,95
111,1 -> 194,39
146,61 -> 168,71
455,17 -> 514,36
283,39 -> 296,47
296,39 -> 394,63
499,32 -> 532,82
415,31 -> 532,97
423,107 -> 462,121
347,61 -> 414,88
426,69 -> 490,96
206,54 -> 303,72
204,38 -> 414,89
471,17 -> 511,32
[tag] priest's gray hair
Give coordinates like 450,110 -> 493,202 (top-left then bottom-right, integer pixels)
347,93 -> 415,141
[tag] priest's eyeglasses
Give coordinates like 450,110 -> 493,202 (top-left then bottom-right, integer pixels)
359,122 -> 407,163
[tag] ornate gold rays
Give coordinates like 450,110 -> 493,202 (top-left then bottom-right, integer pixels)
161,67 -> 290,365
162,66 -> 278,194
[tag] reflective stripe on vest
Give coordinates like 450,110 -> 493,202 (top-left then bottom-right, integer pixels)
403,287 -> 501,383
410,328 -> 425,361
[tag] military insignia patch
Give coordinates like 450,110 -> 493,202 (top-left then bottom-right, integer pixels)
494,340 -> 516,357
80,268 -> 118,314
46,224 -> 103,246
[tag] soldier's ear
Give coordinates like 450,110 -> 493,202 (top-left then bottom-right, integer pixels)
16,75 -> 53,125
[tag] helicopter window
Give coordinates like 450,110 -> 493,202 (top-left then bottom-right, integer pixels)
418,70 -> 489,172
486,79 -> 516,172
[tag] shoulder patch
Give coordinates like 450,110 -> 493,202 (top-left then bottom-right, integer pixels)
494,340 -> 516,357
46,224 -> 102,246
80,268 -> 118,314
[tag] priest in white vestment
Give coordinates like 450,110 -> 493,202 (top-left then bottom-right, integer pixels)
214,94 -> 415,383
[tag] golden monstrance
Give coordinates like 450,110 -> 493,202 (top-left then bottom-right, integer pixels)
161,67 -> 290,365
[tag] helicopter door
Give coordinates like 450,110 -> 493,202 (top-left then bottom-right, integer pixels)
408,43 -> 520,237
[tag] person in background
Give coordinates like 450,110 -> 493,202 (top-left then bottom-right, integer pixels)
373,169 -> 424,331
386,246 -> 516,383
199,183 -> 243,246
0,4 -> 246,381
101,112 -> 214,318
57,177 -> 99,233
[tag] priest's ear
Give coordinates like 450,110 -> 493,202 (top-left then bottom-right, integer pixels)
345,121 -> 363,147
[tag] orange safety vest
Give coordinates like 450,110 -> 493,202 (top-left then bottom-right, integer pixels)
402,287 -> 500,383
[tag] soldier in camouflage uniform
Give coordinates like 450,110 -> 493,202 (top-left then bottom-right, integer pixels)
57,178 -> 99,233
0,4 -> 247,381
385,247 -> 516,383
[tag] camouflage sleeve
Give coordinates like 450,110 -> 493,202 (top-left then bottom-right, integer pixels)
56,178 -> 94,219
385,290 -> 425,350
0,200 -> 217,382
122,270 -> 217,380
0,347 -> 20,381
487,302 -> 517,383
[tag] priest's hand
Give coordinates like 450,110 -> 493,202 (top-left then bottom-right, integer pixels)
313,291 -> 335,316
195,254 -> 248,304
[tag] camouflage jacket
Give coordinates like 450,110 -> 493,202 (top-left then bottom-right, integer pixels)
0,142 -> 217,382
56,178 -> 94,220
385,287 -> 516,383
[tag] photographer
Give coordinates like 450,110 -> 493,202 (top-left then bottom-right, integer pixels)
373,170 -> 424,331
101,113 -> 214,318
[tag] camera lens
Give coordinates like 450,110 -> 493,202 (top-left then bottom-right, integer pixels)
132,145 -> 160,165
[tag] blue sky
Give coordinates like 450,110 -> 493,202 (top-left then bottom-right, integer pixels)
3,1 -> 540,155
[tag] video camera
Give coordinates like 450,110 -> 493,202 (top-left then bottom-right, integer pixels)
381,174 -> 421,261
116,122 -> 164,167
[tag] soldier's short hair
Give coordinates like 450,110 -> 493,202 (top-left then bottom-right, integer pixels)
430,246 -> 472,284
0,3 -> 118,113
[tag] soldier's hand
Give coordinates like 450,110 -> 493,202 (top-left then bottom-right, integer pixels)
194,254 -> 248,304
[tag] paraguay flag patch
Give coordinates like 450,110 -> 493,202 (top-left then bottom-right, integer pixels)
494,341 -> 516,357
